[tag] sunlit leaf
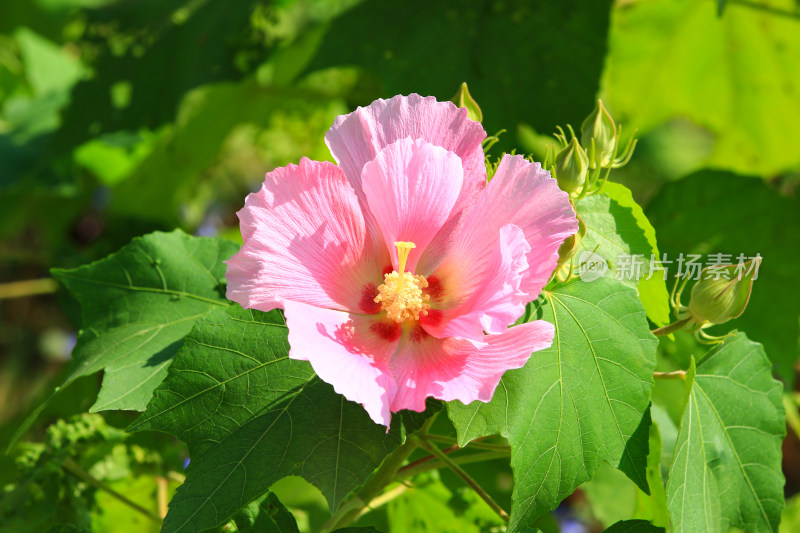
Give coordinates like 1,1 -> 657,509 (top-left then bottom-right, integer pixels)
576,182 -> 670,326
386,473 -> 505,533
227,492 -> 299,533
603,0 -> 800,175
448,278 -> 657,531
666,334 -> 785,532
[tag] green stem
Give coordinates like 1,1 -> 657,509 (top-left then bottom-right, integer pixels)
320,415 -> 437,532
0,278 -> 58,299
396,450 -> 510,481
414,437 -> 509,523
421,433 -> 509,451
783,394 -> 800,440
651,317 -> 692,337
62,458 -> 162,524
354,484 -> 410,519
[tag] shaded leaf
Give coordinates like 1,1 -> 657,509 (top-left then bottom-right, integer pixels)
604,519 -> 664,532
646,172 -> 800,385
448,278 -> 657,531
306,0 -> 612,153
52,0 -> 269,156
133,306 -> 435,533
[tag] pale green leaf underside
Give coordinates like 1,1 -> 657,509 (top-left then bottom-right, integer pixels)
666,334 -> 785,532
52,229 -> 237,413
576,182 -> 670,326
135,306 -> 433,533
230,491 -> 300,533
447,278 -> 657,531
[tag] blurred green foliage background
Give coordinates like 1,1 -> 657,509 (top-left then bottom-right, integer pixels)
1,0 -> 799,531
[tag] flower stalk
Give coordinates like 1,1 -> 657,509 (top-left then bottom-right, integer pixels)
320,416 -> 437,532
413,436 -> 510,522
62,457 -> 162,524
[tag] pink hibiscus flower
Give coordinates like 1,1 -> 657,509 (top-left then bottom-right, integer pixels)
226,94 -> 578,426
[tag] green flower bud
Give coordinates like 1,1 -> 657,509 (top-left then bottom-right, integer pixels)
553,137 -> 589,195
556,214 -> 586,271
581,99 -> 617,168
451,82 -> 483,123
687,257 -> 760,325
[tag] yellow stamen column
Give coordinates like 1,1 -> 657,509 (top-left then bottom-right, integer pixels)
395,241 -> 415,290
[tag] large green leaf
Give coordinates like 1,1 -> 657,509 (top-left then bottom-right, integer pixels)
305,0 -> 612,153
666,334 -> 785,532
646,172 -> 800,385
128,306 -> 295,457
602,0 -> 800,176
576,182 -> 670,326
132,306 -> 434,533
53,230 -> 236,413
447,278 -> 657,531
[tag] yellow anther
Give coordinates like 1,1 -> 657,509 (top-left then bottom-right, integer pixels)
375,241 -> 430,323
374,272 -> 430,323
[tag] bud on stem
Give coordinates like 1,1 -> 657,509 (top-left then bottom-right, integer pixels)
451,82 -> 483,123
687,257 -> 760,326
553,137 -> 589,196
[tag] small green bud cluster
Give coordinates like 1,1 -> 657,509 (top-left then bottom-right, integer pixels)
580,99 -> 636,170
546,99 -> 637,199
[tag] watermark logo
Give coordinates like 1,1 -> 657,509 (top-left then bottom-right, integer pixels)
575,252 -> 761,283
577,251 -> 608,282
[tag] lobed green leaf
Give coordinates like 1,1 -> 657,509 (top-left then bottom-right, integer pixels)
666,333 -> 785,532
52,229 -> 237,413
133,306 -> 434,533
448,278 -> 657,531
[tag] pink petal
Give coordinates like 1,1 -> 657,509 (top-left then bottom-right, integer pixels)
422,223 -> 531,341
325,94 -> 486,207
226,158 -> 387,313
283,299 -> 400,426
389,320 -> 554,412
424,155 -> 577,338
326,95 -> 487,270
475,155 -> 578,297
361,138 -> 463,271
